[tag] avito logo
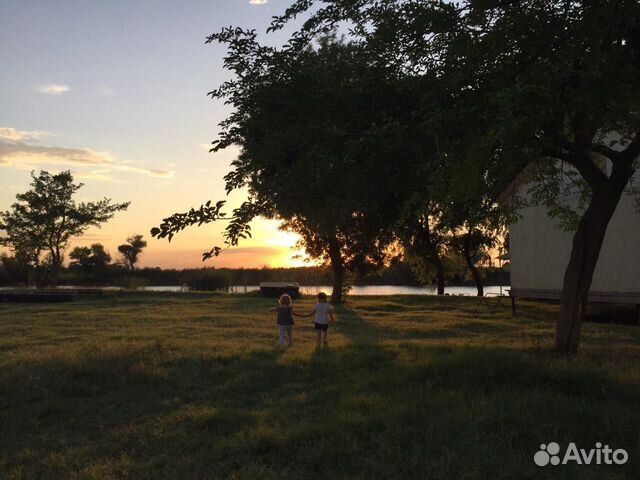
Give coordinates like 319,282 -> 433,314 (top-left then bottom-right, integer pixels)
534,442 -> 628,466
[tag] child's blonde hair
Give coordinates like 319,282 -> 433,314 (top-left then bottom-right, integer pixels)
279,294 -> 292,306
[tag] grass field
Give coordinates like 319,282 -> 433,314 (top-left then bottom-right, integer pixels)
1,292 -> 639,479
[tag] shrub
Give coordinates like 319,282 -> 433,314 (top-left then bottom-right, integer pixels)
117,275 -> 148,291
185,269 -> 232,291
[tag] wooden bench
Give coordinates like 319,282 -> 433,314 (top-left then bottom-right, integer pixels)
259,282 -> 300,298
0,290 -> 76,303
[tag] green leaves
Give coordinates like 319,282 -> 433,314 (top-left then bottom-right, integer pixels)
151,200 -> 227,242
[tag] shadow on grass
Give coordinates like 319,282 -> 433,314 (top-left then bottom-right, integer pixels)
1,340 -> 639,480
334,301 -> 530,346
331,303 -> 387,345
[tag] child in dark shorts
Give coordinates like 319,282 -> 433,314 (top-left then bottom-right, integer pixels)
309,292 -> 334,347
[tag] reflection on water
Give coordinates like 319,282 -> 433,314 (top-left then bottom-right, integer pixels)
143,285 -> 189,292
1,285 -> 509,296
226,285 -> 509,296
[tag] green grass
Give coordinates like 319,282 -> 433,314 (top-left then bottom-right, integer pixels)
1,292 -> 639,479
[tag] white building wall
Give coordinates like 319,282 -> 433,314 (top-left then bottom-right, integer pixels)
510,189 -> 640,293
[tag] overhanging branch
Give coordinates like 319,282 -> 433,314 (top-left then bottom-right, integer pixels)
591,144 -> 620,161
620,130 -> 640,167
543,148 -> 608,191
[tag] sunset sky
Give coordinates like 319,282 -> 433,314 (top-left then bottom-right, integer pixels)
0,0 -> 312,269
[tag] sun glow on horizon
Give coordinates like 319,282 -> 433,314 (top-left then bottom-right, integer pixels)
62,218 -> 319,270
242,221 -> 318,268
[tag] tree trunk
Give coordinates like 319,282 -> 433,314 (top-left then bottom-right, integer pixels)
461,248 -> 483,296
555,185 -> 626,353
328,240 -> 344,304
434,257 -> 445,295
454,232 -> 484,296
48,248 -> 62,288
330,266 -> 344,304
425,232 -> 445,295
416,217 -> 446,295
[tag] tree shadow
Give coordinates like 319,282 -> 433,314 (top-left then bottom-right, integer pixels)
330,302 -> 387,346
1,338 -> 639,479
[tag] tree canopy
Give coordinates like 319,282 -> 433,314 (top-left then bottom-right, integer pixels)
69,243 -> 112,279
153,34 -> 433,302
118,234 -> 148,271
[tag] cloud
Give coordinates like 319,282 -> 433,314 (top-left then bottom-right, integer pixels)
116,164 -> 175,178
0,139 -> 174,179
0,141 -> 111,167
95,84 -> 117,96
38,84 -> 70,95
72,170 -> 122,182
249,0 -> 268,4
0,127 -> 52,142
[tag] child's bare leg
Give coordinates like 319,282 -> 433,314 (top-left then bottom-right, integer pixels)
316,330 -> 322,347
322,330 -> 328,346
287,327 -> 293,347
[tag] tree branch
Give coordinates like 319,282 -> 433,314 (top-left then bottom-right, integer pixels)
620,130 -> 640,166
543,146 -> 609,191
570,154 -> 609,191
591,144 -> 620,161
542,147 -> 573,162
150,200 -> 227,242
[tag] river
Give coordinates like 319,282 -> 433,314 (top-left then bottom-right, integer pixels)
145,285 -> 509,296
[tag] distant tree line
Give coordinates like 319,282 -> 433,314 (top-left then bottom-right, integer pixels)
0,252 -> 508,289
0,234 -> 147,288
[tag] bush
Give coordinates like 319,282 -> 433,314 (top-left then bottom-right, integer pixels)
186,269 -> 232,291
117,275 -> 148,291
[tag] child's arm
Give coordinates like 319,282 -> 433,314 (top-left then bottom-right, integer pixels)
294,307 -> 315,317
329,307 -> 335,322
269,307 -> 278,312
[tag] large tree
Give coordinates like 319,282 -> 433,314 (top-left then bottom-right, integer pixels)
152,34 -> 427,303
118,234 -> 147,271
69,243 -> 112,279
447,226 -> 494,297
400,205 -> 449,295
0,170 -> 129,286
272,0 -> 640,351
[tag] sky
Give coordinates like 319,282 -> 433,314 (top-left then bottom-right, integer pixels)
0,0 -> 313,269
